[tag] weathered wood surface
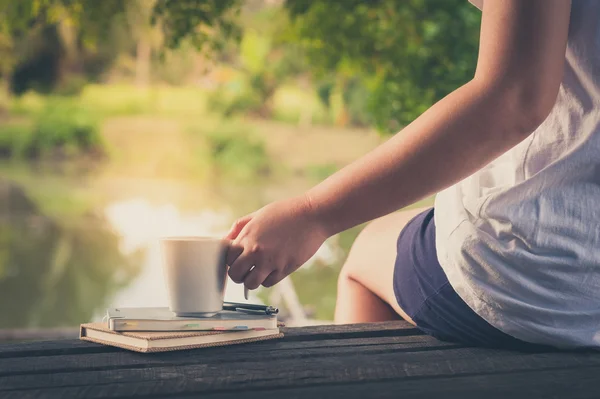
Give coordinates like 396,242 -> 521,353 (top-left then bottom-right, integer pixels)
0,321 -> 598,399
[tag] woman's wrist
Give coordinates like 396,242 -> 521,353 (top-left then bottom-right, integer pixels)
301,191 -> 339,239
302,191 -> 336,239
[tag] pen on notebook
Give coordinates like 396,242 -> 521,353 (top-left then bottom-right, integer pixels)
223,302 -> 279,315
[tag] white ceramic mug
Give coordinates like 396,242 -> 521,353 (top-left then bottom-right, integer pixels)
160,237 -> 230,317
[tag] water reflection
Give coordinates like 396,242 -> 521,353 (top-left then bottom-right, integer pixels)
104,198 -> 344,320
0,179 -> 142,329
104,198 -> 236,309
1,178 -> 352,329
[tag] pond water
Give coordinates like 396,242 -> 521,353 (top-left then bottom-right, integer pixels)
0,168 -> 363,329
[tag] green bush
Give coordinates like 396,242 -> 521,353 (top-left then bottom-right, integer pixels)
0,124 -> 30,159
207,88 -> 262,118
55,75 -> 88,97
271,85 -> 331,125
9,92 -> 46,116
22,101 -> 104,159
203,125 -> 270,179
343,78 -> 373,127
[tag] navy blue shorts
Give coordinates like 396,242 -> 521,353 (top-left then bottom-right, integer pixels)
393,208 -> 546,350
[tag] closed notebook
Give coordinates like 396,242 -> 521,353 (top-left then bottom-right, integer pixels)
80,322 -> 283,353
106,307 -> 278,332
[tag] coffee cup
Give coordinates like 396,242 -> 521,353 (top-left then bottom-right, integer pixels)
160,237 -> 231,317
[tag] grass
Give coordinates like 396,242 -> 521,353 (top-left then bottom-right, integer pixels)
7,84 -> 210,119
2,82 -> 378,168
8,91 -> 47,116
79,85 -> 211,118
8,83 -> 336,123
98,116 -> 273,182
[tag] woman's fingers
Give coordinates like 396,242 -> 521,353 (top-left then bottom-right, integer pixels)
262,270 -> 285,288
244,264 -> 274,290
225,215 -> 253,240
225,242 -> 244,268
225,210 -> 291,290
226,240 -> 283,289
227,247 -> 256,283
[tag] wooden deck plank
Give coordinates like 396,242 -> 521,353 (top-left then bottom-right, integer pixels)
0,322 -> 418,359
4,363 -> 600,399
174,366 -> 600,399
2,347 -> 598,392
2,321 -> 598,399
0,339 -> 117,359
0,335 -> 457,377
281,321 -> 422,340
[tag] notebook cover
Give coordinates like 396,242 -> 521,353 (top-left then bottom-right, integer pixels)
80,322 -> 284,353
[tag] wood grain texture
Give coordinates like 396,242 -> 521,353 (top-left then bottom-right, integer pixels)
281,321 -> 422,340
3,363 -> 600,399
171,366 -> 600,399
0,339 -> 117,359
1,321 -> 598,399
0,322 -> 417,359
0,335 -> 456,377
2,345 -> 598,392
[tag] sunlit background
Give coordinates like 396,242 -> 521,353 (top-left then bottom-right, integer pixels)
0,0 -> 479,334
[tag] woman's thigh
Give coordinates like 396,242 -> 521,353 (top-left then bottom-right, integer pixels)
340,207 -> 429,323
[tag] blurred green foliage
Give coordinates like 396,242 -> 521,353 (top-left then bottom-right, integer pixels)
153,0 -> 242,50
285,0 -> 481,132
0,99 -> 103,160
199,123 -> 271,180
206,0 -> 481,132
0,0 -> 126,93
305,163 -> 338,182
25,101 -> 103,158
1,0 -> 481,133
0,0 -> 243,95
0,124 -> 30,159
0,0 -> 474,328
208,6 -> 307,119
0,180 -> 142,328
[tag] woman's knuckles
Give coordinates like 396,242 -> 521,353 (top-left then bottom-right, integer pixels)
246,244 -> 256,255
225,246 -> 243,266
227,269 -> 244,283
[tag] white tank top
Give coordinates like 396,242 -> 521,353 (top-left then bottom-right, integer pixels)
435,0 -> 600,348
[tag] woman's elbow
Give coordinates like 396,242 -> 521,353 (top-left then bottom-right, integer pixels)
496,81 -> 560,139
518,86 -> 560,133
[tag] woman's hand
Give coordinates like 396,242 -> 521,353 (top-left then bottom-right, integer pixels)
225,195 -> 329,290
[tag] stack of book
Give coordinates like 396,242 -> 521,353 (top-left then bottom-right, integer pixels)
80,303 -> 283,353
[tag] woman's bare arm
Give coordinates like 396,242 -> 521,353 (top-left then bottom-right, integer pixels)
307,0 -> 571,236
225,1 -> 572,290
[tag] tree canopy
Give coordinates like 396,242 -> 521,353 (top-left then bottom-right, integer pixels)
285,0 -> 481,132
0,0 -> 481,133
